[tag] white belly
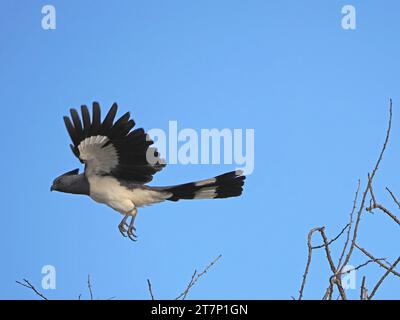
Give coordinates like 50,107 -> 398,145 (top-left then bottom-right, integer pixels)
88,175 -> 169,214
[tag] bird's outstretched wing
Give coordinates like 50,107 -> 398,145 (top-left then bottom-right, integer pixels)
63,102 -> 165,183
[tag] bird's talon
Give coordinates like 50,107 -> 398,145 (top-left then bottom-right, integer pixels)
118,225 -> 128,237
128,234 -> 137,241
127,228 -> 138,241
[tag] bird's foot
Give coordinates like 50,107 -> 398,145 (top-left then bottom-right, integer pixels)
118,212 -> 138,241
118,222 -> 128,237
127,224 -> 137,241
118,215 -> 129,237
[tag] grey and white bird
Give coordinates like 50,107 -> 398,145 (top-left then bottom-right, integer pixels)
51,102 -> 246,241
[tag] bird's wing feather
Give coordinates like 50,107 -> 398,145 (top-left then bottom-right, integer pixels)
63,102 -> 165,183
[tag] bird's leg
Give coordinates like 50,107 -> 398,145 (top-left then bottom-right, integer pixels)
127,209 -> 138,241
118,214 -> 129,237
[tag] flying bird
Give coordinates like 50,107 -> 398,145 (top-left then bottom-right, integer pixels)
51,102 -> 246,241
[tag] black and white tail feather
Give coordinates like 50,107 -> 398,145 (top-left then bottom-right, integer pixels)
157,170 -> 245,202
52,102 -> 246,242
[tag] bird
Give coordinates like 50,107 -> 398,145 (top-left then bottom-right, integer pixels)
51,102 -> 246,241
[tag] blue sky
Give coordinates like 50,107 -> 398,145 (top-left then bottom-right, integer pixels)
0,0 -> 399,299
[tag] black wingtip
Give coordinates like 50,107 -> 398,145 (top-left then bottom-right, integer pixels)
81,105 -> 91,137
108,103 -> 118,119
63,115 -> 71,126
91,102 -> 101,135
63,116 -> 79,146
99,103 -> 118,134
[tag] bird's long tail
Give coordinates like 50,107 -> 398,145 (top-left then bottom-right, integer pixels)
156,170 -> 245,201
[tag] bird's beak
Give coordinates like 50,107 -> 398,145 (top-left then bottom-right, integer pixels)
50,185 -> 54,192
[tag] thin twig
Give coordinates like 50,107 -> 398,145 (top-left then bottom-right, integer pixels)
355,243 -> 400,277
319,228 -> 338,275
386,187 -> 400,209
16,279 -> 48,300
312,223 -> 350,250
182,270 -> 197,300
360,276 -> 367,300
87,275 -> 93,300
298,227 -> 321,300
322,285 -> 332,300
341,101 -> 392,272
368,173 -> 377,206
370,99 -> 392,181
147,279 -> 155,300
327,277 -> 335,300
367,203 -> 400,226
338,258 -> 386,277
318,228 -> 346,300
340,177 -> 371,273
369,256 -> 400,299
337,180 -> 361,270
175,254 -> 222,300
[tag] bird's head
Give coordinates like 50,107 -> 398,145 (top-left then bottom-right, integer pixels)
50,168 -> 80,192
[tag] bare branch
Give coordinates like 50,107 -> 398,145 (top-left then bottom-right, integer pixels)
386,187 -> 400,209
355,243 -> 400,277
367,203 -> 400,226
298,227 -> 321,300
87,275 -> 93,300
337,180 -> 361,269
327,277 -> 336,300
17,255 -> 222,300
16,279 -> 48,300
360,276 -> 367,300
338,258 -> 386,277
370,99 -> 392,181
181,270 -> 197,300
318,228 -> 346,300
369,256 -> 400,299
175,254 -> 222,300
322,284 -> 333,300
146,279 -> 155,300
368,173 -> 377,206
299,100 -> 396,300
341,102 -> 392,272
312,223 -> 350,250
319,228 -> 338,275
340,177 -> 371,272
